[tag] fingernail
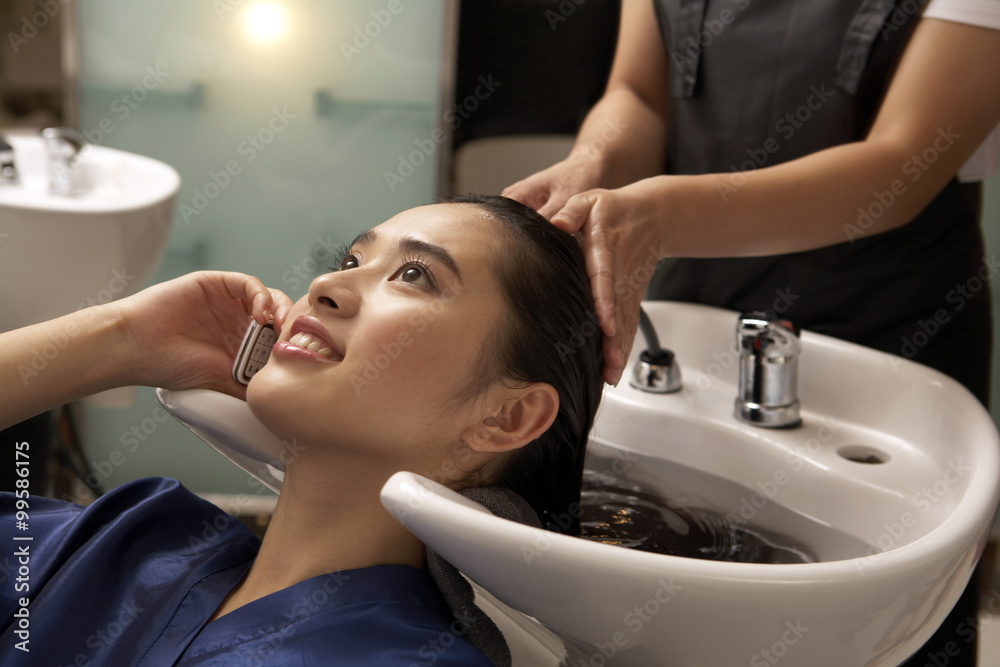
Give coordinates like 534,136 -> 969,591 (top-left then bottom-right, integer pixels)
612,367 -> 624,386
604,305 -> 616,337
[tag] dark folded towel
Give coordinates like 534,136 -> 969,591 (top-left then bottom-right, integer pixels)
425,487 -> 543,667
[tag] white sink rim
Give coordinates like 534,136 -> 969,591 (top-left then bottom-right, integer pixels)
0,132 -> 180,214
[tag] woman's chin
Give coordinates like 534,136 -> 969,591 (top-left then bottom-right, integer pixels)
245,370 -> 297,441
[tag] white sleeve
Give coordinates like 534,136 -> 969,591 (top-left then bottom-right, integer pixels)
922,0 -> 1000,29
921,0 -> 1000,181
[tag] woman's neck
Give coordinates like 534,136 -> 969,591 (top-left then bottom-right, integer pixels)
210,453 -> 425,621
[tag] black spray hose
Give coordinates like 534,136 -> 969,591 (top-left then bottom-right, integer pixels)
638,307 -> 674,366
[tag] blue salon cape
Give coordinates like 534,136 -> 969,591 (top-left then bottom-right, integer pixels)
0,477 -> 492,666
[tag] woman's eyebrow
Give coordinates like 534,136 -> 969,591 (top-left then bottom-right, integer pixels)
349,228 -> 376,249
350,229 -> 463,282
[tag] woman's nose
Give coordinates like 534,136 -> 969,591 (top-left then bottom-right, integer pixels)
308,271 -> 360,317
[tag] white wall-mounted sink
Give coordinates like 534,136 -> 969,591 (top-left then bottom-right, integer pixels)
157,300 -> 1000,665
0,131 -> 179,332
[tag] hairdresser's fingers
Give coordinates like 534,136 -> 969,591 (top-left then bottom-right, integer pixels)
506,154 -> 610,221
584,227 -> 619,341
569,190 -> 622,338
570,196 -> 626,386
536,196 -> 564,222
599,287 -> 646,385
620,303 -> 641,380
534,179 -> 579,221
502,179 -> 551,214
549,196 -> 586,235
602,335 -> 623,385
598,299 -> 640,387
537,173 -> 594,221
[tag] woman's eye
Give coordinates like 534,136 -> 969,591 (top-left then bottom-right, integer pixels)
393,264 -> 432,287
340,254 -> 359,270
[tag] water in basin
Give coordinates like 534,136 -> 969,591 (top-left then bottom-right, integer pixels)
580,449 -> 871,564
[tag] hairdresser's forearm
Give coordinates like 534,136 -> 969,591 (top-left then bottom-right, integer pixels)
573,0 -> 670,188
0,305 -> 132,430
654,138 -> 947,257
569,86 -> 667,189
659,17 -> 1000,257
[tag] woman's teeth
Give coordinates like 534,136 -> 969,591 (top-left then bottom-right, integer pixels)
289,332 -> 335,359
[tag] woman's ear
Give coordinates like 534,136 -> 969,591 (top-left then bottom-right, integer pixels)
463,382 -> 559,453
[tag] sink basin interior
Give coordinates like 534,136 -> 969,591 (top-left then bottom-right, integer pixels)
581,441 -> 872,564
589,397 -> 965,559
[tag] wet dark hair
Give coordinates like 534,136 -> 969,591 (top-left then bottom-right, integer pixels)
444,194 -> 604,534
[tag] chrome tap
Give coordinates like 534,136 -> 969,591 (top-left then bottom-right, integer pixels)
0,133 -> 18,184
629,307 -> 682,393
734,311 -> 801,428
41,127 -> 88,196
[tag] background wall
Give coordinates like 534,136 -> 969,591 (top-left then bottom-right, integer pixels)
70,0 -> 452,498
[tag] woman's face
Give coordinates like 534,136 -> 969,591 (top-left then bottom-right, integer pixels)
247,203 -> 506,479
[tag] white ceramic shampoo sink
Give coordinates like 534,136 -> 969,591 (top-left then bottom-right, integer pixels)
381,301 -> 1000,666
0,131 -> 178,331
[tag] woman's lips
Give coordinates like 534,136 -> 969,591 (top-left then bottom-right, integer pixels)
274,316 -> 344,363
272,340 -> 339,363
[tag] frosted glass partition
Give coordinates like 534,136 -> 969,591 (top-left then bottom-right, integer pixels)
73,0 -> 453,496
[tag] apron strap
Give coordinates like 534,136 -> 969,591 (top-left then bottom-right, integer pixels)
672,0 -> 709,98
835,0 -> 925,94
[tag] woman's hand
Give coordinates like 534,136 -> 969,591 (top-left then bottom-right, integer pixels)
502,152 -> 606,221
550,179 -> 669,385
114,271 -> 294,398
0,271 -> 294,430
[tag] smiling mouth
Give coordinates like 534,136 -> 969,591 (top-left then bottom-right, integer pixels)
287,332 -> 341,360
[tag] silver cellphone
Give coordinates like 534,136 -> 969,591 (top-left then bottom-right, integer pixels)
232,320 -> 277,385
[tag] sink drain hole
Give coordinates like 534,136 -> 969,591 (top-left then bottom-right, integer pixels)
838,445 -> 890,465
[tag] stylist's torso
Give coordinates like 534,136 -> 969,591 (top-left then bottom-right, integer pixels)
652,0 -> 991,402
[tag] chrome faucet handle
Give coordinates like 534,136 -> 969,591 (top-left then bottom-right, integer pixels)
41,127 -> 88,195
734,311 -> 801,428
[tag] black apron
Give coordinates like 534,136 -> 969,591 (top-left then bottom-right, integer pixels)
651,0 -> 992,405
650,2 -> 989,664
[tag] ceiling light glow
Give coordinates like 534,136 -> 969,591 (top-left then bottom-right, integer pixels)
242,2 -> 288,44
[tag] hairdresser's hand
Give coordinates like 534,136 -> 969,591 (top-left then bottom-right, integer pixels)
502,152 -> 606,221
115,271 -> 294,399
550,179 -> 668,386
